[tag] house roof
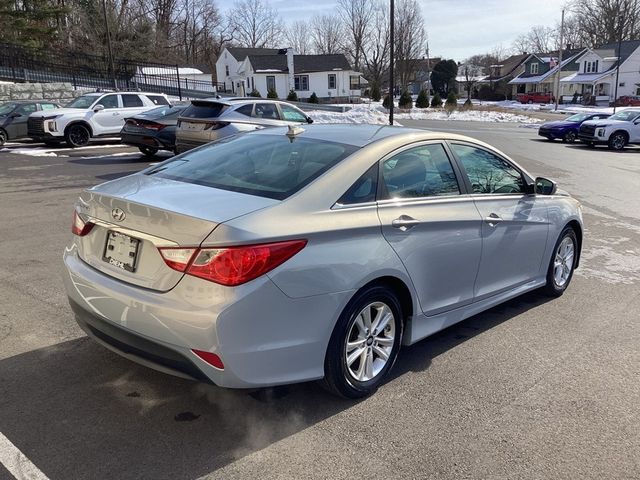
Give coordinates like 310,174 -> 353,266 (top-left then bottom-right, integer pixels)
227,47 -> 280,61
573,40 -> 640,72
481,53 -> 529,81
560,71 -> 614,83
247,54 -> 352,74
509,49 -> 585,84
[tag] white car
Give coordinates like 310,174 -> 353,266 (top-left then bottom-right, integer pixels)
28,92 -> 170,147
578,108 -> 640,150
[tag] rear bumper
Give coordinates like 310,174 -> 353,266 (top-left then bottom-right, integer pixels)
121,132 -> 172,151
63,245 -> 348,388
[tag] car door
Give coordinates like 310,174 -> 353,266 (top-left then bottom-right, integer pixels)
92,94 -> 123,132
8,103 -> 37,139
449,142 -> 549,300
376,142 -> 483,316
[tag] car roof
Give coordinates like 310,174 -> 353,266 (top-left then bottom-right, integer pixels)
192,97 -> 288,107
79,92 -> 167,96
250,123 -> 493,148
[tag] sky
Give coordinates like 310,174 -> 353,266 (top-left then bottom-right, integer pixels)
217,0 -> 568,61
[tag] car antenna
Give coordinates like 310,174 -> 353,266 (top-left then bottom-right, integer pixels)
286,125 -> 305,142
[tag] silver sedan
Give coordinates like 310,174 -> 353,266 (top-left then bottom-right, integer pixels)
63,124 -> 583,398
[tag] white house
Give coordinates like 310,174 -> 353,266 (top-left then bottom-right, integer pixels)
560,40 -> 640,105
216,47 -> 363,100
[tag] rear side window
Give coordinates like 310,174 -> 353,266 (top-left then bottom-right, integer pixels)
122,94 -> 144,108
253,103 -> 280,120
182,102 -> 227,119
337,164 -> 378,205
152,134 -> 358,200
235,104 -> 254,117
146,95 -> 170,105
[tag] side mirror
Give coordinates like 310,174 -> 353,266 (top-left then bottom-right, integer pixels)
307,116 -> 314,124
93,104 -> 105,112
535,176 -> 557,195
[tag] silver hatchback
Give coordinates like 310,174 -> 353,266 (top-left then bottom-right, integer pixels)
64,125 -> 583,398
175,98 -> 313,153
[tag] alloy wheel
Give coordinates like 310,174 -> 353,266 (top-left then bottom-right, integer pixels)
553,236 -> 575,288
344,301 -> 395,382
68,126 -> 89,147
564,131 -> 576,143
610,133 -> 626,150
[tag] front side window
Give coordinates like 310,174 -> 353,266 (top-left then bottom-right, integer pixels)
451,144 -> 524,194
122,94 -> 144,108
280,104 -> 307,122
380,144 -> 460,200
99,95 -> 119,109
152,135 -> 357,200
328,74 -> 336,89
0,103 -> 17,115
294,75 -> 309,91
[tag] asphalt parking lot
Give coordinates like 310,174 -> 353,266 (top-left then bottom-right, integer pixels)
1,123 -> 639,480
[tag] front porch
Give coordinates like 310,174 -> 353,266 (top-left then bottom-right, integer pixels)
560,72 -> 613,105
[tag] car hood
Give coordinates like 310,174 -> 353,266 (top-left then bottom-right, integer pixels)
30,107 -> 86,118
540,120 -> 575,128
581,119 -> 629,127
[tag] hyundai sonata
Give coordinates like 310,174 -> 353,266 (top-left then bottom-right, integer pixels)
63,124 -> 583,398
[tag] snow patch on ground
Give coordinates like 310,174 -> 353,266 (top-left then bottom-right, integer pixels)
308,104 -> 540,124
0,148 -> 57,157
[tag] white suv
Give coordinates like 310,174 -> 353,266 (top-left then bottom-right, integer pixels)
578,108 -> 640,150
28,92 -> 169,147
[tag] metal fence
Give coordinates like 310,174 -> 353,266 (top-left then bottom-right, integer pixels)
0,43 -> 225,100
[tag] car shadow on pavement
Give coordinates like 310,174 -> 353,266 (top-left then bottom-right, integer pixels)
69,156 -> 148,166
0,290 -> 553,480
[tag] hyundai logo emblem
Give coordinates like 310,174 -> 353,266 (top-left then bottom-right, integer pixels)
111,208 -> 126,222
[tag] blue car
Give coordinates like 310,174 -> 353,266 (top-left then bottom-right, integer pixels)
538,112 -> 611,143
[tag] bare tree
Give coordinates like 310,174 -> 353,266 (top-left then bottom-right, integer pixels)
228,0 -> 284,48
337,0 -> 371,71
362,1 -> 390,87
310,14 -> 344,54
460,64 -> 483,100
569,0 -> 640,47
285,20 -> 310,54
394,0 -> 426,89
511,25 -> 556,54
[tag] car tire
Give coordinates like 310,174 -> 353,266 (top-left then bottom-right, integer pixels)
322,285 -> 403,399
0,128 -> 7,146
563,131 -> 577,143
608,132 -> 627,151
543,226 -> 578,297
64,124 -> 91,148
139,146 -> 158,157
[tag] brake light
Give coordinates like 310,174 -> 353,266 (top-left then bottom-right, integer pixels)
143,122 -> 166,131
72,210 -> 94,236
158,240 -> 306,286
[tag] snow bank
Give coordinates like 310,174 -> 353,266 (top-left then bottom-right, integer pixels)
307,104 -> 540,124
0,148 -> 57,157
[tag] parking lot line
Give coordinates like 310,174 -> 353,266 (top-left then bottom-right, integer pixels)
0,432 -> 49,480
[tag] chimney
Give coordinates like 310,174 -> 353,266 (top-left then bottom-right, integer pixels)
286,48 -> 296,93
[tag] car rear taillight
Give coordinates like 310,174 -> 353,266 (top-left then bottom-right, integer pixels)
143,122 -> 166,131
72,210 -> 94,236
158,240 -> 307,286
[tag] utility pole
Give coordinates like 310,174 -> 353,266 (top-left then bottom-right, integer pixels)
389,0 -> 394,125
553,8 -> 565,111
102,0 -> 117,90
613,15 -> 624,113
425,40 -> 431,104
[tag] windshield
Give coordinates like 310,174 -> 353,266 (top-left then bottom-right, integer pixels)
566,113 -> 591,122
65,95 -> 99,109
152,133 -> 358,200
0,103 -> 17,115
609,110 -> 640,122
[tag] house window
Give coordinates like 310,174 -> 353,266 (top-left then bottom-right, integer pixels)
530,63 -> 539,74
266,76 -> 276,92
294,75 -> 309,91
584,60 -> 599,73
328,74 -> 336,89
349,75 -> 360,90
225,65 -> 229,76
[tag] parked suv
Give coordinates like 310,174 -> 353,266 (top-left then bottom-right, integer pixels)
516,92 -> 554,104
175,98 -> 313,153
578,108 -> 640,150
28,92 -> 169,147
0,100 -> 61,146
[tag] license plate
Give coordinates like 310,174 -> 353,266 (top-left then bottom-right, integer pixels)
184,122 -> 204,131
103,231 -> 140,272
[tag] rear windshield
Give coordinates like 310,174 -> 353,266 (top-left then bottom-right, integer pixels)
181,102 -> 227,119
150,133 -> 358,200
139,105 -> 186,119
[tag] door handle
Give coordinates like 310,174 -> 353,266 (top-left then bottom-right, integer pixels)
392,215 -> 420,231
484,213 -> 503,226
